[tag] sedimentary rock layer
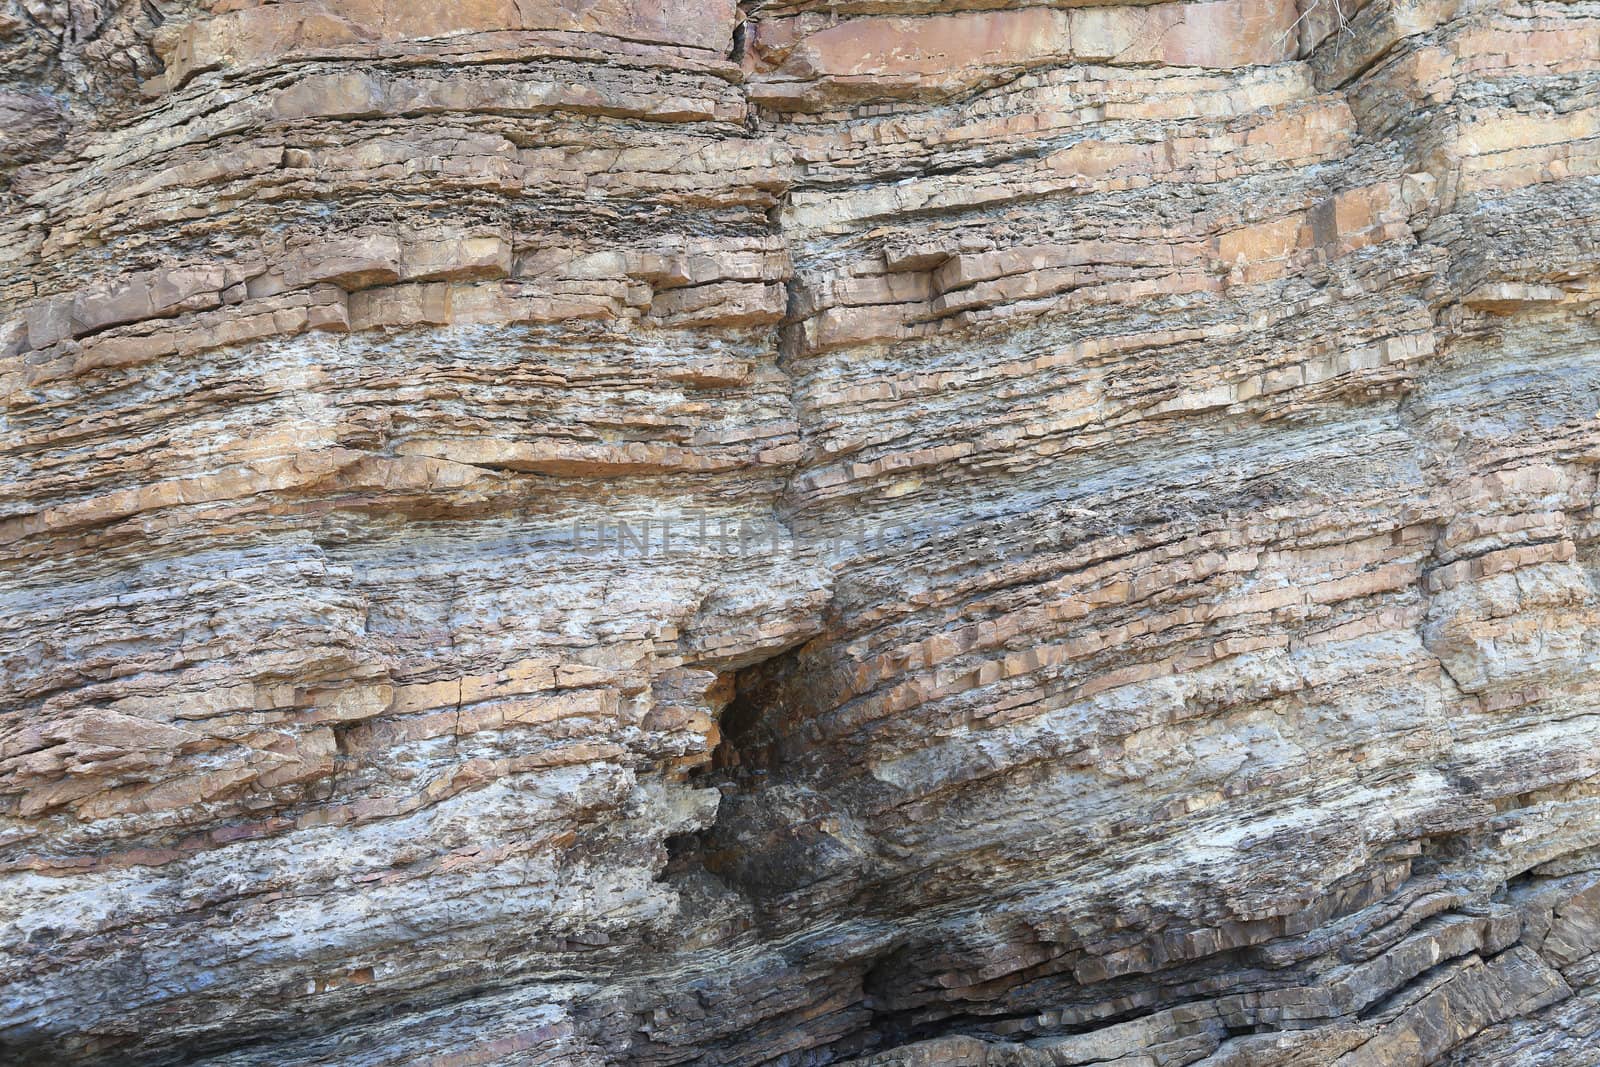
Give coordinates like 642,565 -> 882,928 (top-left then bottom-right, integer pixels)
1,0 -> 1598,1063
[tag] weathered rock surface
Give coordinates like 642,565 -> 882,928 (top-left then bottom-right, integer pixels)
2,0 -> 1598,1063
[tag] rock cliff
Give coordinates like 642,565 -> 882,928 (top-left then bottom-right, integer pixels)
2,0 -> 1599,1063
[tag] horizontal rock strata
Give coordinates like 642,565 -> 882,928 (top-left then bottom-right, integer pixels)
2,0 -> 1598,1063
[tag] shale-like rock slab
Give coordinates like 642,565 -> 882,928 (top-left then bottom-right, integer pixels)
2,0 -> 1599,1063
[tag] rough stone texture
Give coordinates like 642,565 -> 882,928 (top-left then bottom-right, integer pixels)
1,0 -> 1598,1063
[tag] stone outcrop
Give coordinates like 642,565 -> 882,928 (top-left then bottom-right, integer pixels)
2,0 -> 1598,1063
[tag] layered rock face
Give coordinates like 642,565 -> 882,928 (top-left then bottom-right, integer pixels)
3,0 -> 1599,1063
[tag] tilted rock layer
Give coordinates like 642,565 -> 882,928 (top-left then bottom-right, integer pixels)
2,0 -> 1598,1063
